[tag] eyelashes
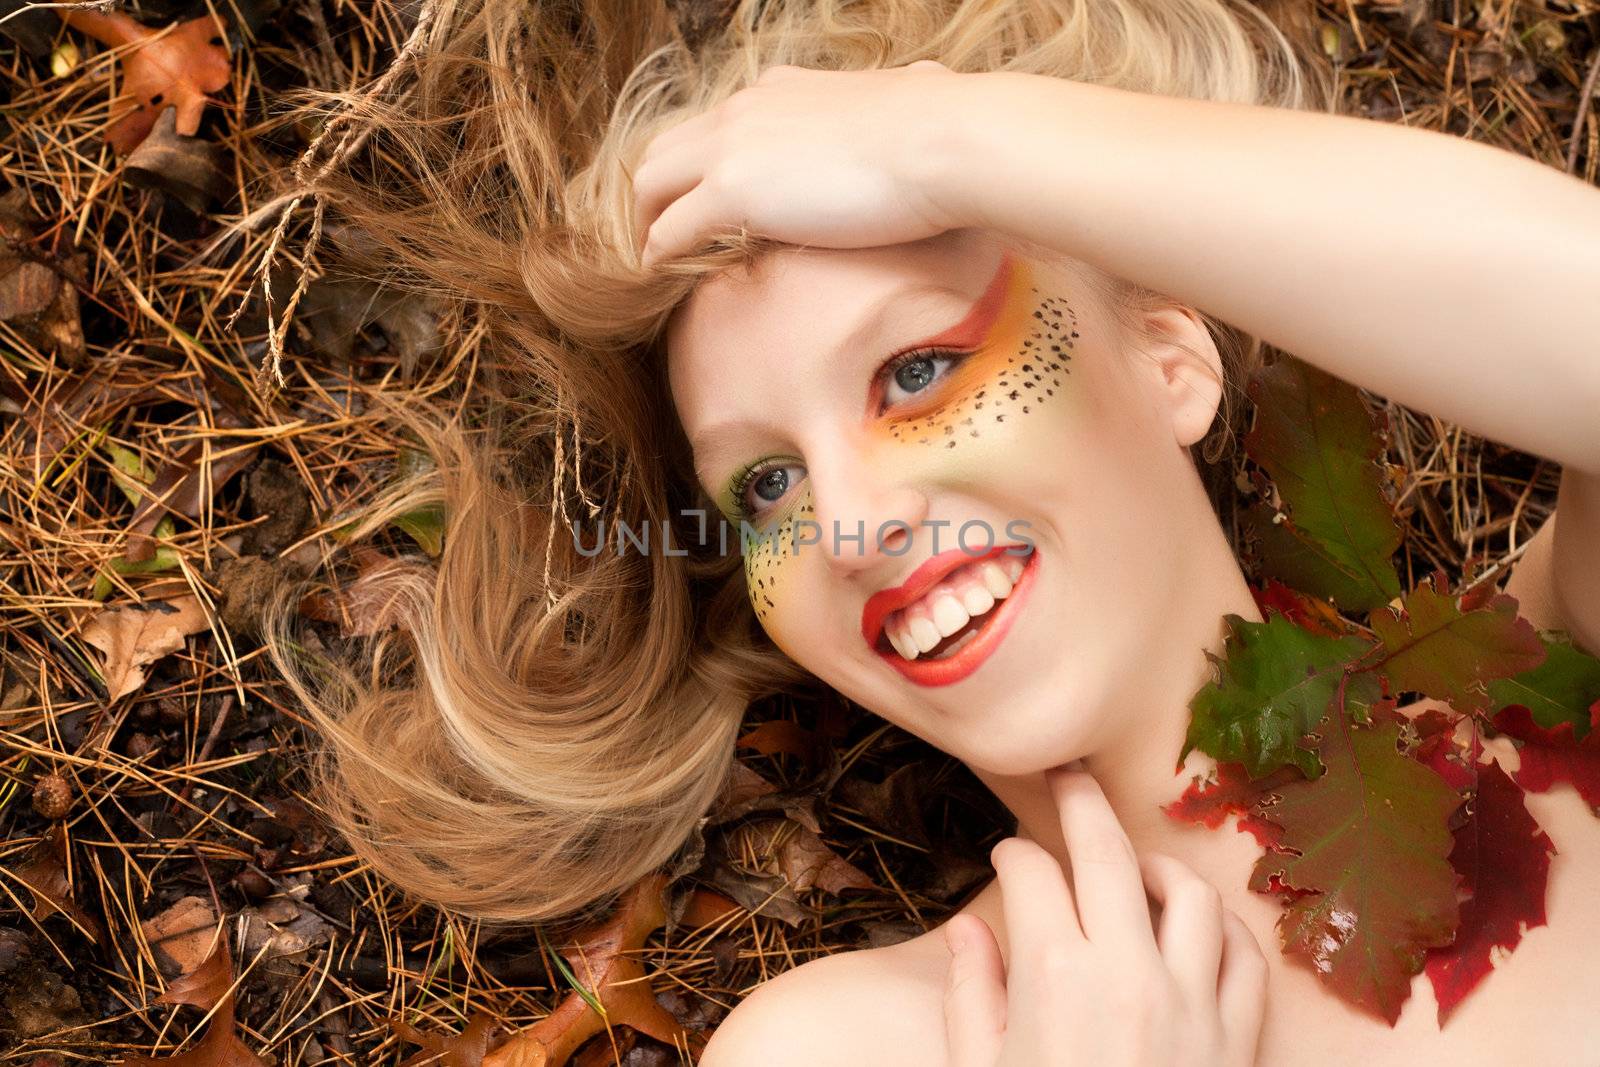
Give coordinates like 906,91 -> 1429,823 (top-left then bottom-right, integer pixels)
726,345 -> 974,521
876,346 -> 973,412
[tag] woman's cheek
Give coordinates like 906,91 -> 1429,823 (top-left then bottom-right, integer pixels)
877,279 -> 1083,488
742,485 -> 816,637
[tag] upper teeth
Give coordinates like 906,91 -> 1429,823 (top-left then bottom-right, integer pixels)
884,555 -> 1026,660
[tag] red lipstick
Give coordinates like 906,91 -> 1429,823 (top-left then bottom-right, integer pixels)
860,544 -> 1040,687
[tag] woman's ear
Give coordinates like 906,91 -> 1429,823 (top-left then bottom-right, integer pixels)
1131,304 -> 1225,448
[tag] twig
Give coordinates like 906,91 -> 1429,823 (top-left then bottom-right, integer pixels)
224,0 -> 441,394
1566,38 -> 1600,176
0,0 -> 114,30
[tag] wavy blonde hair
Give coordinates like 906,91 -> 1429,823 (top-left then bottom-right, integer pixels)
260,0 -> 1329,925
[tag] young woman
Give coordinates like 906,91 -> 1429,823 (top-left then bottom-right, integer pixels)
265,1 -> 1600,1064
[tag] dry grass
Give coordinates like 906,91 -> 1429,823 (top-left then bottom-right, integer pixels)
1,0 -> 1594,1063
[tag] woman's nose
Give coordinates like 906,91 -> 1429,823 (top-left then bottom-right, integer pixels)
806,458 -> 929,578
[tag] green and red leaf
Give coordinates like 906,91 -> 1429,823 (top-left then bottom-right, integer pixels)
1370,575 -> 1545,709
1242,356 -> 1402,613
1486,631 -> 1600,735
1183,613 -> 1376,779
1249,709 -> 1462,1024
1492,703 -> 1600,810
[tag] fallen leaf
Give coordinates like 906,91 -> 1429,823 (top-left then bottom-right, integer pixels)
1492,702 -> 1600,810
1183,613 -> 1377,778
1250,710 -> 1462,1024
123,431 -> 254,564
396,1011 -> 496,1067
8,825 -> 103,941
141,895 -> 220,978
0,189 -> 86,365
1423,757 -> 1553,1024
1370,574 -> 1545,709
676,889 -> 742,930
80,594 -> 210,701
1243,355 -> 1402,612
124,104 -> 232,213
123,937 -> 266,1067
481,873 -> 690,1067
56,9 -> 231,155
832,760 -> 936,849
22,363 -> 154,472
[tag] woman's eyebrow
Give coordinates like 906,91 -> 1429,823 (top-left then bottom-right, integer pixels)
892,251 -> 1014,354
687,253 -> 1014,477
829,252 -> 1013,365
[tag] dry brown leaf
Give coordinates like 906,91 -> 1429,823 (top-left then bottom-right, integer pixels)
482,873 -> 690,1067
395,1011 -> 497,1067
10,825 -> 103,942
142,895 -> 220,978
0,188 -> 86,366
22,367 -> 154,471
677,889 -> 742,930
159,936 -> 236,1013
81,594 -> 210,701
735,720 -> 818,762
123,936 -> 267,1067
733,816 -> 877,896
56,10 -> 231,155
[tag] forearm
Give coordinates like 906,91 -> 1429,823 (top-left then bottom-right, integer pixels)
933,71 -> 1600,473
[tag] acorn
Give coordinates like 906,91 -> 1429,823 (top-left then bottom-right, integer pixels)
32,773 -> 73,820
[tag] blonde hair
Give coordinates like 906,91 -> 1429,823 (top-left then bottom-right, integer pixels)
261,0 -> 1328,925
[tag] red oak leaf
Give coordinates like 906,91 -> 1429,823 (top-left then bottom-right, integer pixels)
1370,574 -> 1545,710
1249,710 -> 1462,1024
1250,579 -> 1347,637
1162,761 -> 1295,847
1492,702 -> 1600,810
1423,757 -> 1554,1025
57,9 -> 231,154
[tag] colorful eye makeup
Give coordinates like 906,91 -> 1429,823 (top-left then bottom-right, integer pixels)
880,255 -> 1078,449
728,252 -> 1086,625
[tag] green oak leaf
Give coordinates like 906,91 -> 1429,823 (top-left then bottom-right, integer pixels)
1251,710 -> 1461,1024
1244,356 -> 1402,613
1371,577 -> 1545,709
1486,631 -> 1600,737
1185,613 -> 1376,779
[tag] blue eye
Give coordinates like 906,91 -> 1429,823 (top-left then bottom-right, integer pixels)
881,348 -> 966,407
730,460 -> 806,521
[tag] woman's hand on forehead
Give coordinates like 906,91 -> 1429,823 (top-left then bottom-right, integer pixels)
632,61 -> 978,268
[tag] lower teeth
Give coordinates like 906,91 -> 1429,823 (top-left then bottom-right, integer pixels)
927,627 -> 982,660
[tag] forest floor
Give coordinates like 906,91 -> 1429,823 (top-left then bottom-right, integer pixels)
1,0 -> 1595,1064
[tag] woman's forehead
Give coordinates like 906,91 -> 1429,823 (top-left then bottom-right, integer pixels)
665,229 -> 1026,377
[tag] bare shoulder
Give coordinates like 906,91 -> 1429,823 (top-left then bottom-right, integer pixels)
699,929 -> 952,1067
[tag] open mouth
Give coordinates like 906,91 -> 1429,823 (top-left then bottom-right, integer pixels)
875,553 -> 1024,660
861,545 -> 1041,688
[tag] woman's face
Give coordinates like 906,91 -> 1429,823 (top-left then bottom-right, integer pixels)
666,227 -> 1226,776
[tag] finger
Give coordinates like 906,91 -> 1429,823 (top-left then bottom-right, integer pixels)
1139,851 -> 1224,1007
635,108 -> 717,173
990,836 -> 1085,966
632,142 -> 706,253
640,182 -> 721,268
1217,908 -> 1269,1063
941,913 -> 1007,1067
1048,767 -> 1155,947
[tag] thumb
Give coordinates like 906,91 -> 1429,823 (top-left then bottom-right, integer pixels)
942,913 -> 1007,1066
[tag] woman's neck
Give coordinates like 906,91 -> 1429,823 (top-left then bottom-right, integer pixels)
973,517 -> 1265,868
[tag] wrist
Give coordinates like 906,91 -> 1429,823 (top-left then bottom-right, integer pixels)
914,69 -> 1108,238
